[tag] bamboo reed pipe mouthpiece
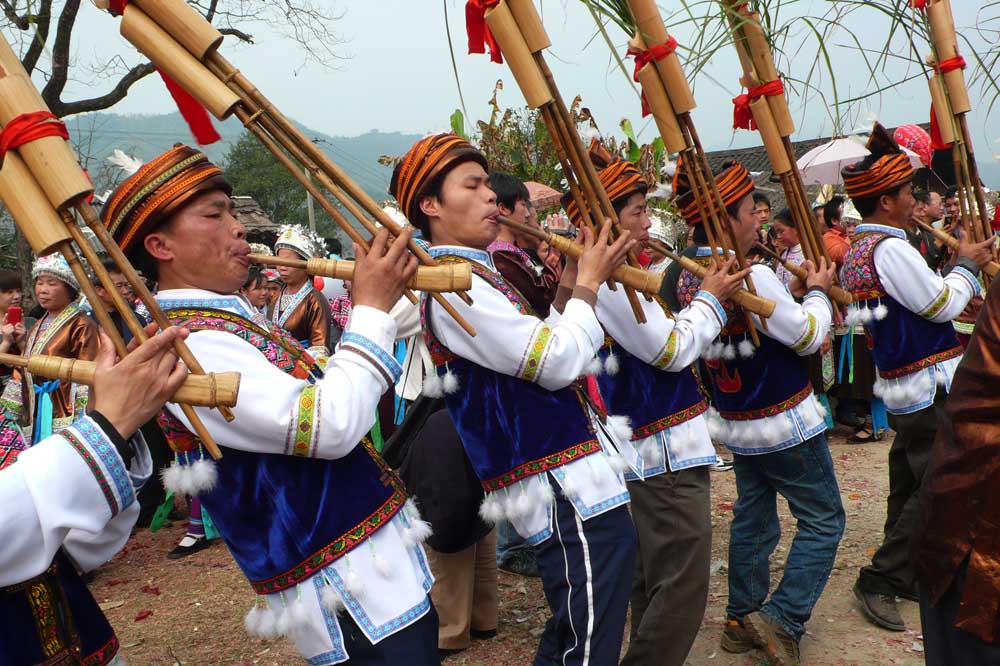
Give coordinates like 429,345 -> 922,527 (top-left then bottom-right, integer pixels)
16,353 -> 241,408
120,5 -> 239,119
914,220 -> 1000,279
626,0 -> 696,113
670,253 -> 776,318
485,2 -> 553,109
0,153 -> 73,255
507,0 -> 550,52
131,0 -> 223,60
0,75 -> 95,209
249,255 -> 473,293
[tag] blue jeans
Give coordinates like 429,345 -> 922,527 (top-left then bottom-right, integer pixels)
496,519 -> 532,565
725,433 -> 845,640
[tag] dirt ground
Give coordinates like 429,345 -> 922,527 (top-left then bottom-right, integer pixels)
95,426 -> 927,665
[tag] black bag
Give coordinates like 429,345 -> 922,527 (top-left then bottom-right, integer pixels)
384,396 -> 490,554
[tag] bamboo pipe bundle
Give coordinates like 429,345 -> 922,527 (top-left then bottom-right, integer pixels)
0,352 -> 241,408
648,240 -> 776,318
497,215 -> 663,296
107,1 -> 478,337
754,244 -> 852,306
623,0 -> 765,342
249,255 -> 473,293
0,35 -> 231,458
913,220 -> 999,279
482,0 -> 648,324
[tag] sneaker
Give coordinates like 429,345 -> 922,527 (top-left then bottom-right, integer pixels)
167,535 -> 212,560
720,616 -> 764,653
498,550 -> 540,577
712,455 -> 734,472
747,611 -> 800,666
853,581 -> 905,631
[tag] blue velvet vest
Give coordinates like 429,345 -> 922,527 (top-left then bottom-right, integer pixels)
159,308 -> 406,595
596,330 -> 707,440
422,258 -> 601,493
0,551 -> 118,665
841,231 -> 962,379
677,259 -> 812,420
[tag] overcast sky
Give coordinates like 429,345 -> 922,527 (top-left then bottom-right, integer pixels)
44,1 -> 1000,159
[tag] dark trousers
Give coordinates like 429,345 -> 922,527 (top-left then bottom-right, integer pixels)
136,420 -> 171,516
858,395 -> 946,597
620,466 -> 711,666
339,603 -> 441,665
533,488 -> 637,666
920,558 -> 1000,665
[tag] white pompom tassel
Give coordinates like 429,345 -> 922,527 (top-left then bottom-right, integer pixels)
814,399 -> 829,419
422,373 -> 444,398
372,552 -> 394,579
189,458 -> 218,494
607,453 -> 630,474
514,491 -> 534,518
872,380 -> 885,398
705,341 -> 724,361
344,568 -> 365,597
859,307 -> 873,323
478,493 -> 506,524
603,353 -> 620,376
722,343 -> 737,360
320,584 -> 345,614
401,499 -> 434,547
559,473 -> 580,499
934,369 -> 948,386
585,357 -> 604,376
160,463 -> 185,495
645,441 -> 663,467
873,303 -> 888,321
607,415 -> 634,443
442,369 -> 460,394
737,339 -> 756,359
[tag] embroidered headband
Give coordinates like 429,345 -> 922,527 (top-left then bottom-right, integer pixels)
842,123 -> 914,201
673,156 -> 755,226
563,140 -> 648,226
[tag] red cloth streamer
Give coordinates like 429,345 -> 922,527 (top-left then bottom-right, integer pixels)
909,0 -> 928,9
466,0 -> 502,64
156,68 -> 221,145
934,55 -> 967,74
0,110 -> 69,159
626,36 -> 679,117
731,79 -> 785,130
108,0 -> 128,15
929,102 -> 952,150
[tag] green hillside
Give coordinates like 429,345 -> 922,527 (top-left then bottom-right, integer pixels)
66,112 -> 420,202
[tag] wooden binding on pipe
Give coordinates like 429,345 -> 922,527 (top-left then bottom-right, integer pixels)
250,255 -> 473,293
647,240 -> 776,318
107,5 -> 478,336
754,243 -> 853,306
484,0 -> 649,324
0,351 -> 241,408
913,220 -> 999,279
497,215 -> 663,296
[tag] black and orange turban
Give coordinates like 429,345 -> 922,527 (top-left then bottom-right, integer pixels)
841,123 -> 914,201
103,144 -> 231,256
562,140 -> 648,226
672,155 -> 754,226
389,133 -> 488,228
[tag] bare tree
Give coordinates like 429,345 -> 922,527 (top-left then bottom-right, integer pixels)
1,0 -> 347,303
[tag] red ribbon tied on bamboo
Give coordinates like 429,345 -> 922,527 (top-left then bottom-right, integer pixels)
626,35 -> 679,117
466,0 -> 503,64
928,55 -> 966,150
731,79 -> 785,130
909,0 -> 928,10
0,111 -> 69,159
105,0 -> 220,145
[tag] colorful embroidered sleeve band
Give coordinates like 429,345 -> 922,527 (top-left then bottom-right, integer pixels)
748,265 -> 833,357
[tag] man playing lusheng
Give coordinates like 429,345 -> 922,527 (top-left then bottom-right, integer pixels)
840,124 -> 992,633
103,144 -> 439,665
391,133 -> 638,666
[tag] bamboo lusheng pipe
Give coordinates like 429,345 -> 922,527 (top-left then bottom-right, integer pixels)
648,240 -> 777,318
249,255 -> 473,293
0,352 -> 241,409
913,219 -> 1000,279
754,243 -> 852,306
482,3 -> 648,323
497,215 -> 663,296
0,34 -> 232,459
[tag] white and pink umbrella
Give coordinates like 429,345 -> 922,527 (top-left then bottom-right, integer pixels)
796,137 -> 923,186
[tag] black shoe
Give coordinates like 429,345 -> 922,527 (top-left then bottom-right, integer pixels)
470,628 -> 497,640
853,581 -> 905,631
167,536 -> 212,559
498,550 -> 540,578
439,647 -> 465,661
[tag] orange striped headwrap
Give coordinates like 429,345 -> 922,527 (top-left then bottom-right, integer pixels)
389,133 -> 488,230
842,124 -> 914,201
672,155 -> 755,226
103,144 -> 231,256
563,140 -> 648,226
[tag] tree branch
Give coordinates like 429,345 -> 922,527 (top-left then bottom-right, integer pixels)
0,0 -> 28,29
219,26 -> 253,43
21,0 -> 53,75
49,61 -> 156,117
40,0 -> 80,104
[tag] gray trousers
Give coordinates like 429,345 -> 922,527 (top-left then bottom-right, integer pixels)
620,465 -> 712,666
858,394 -> 946,597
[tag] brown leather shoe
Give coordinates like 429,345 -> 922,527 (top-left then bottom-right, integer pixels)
853,581 -> 905,631
747,611 -> 800,666
720,616 -> 764,653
